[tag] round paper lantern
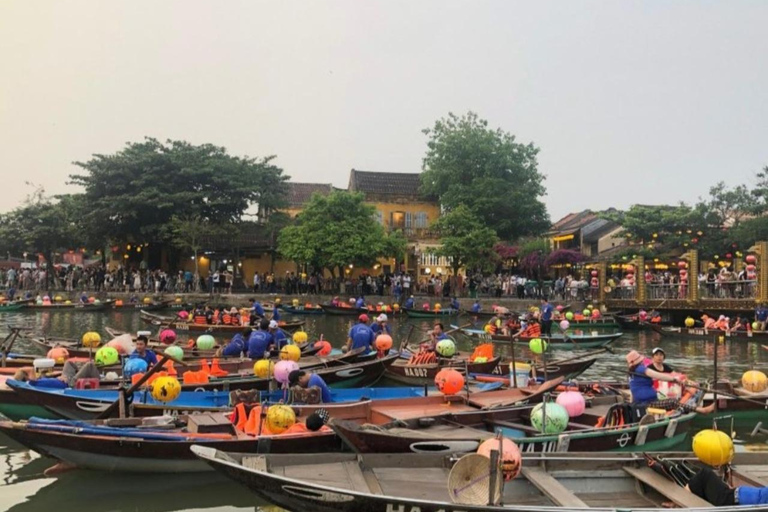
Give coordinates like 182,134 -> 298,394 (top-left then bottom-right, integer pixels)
274,360 -> 299,384
692,429 -> 734,466
529,338 -> 547,355
106,339 -> 129,355
143,297 -> 152,304
742,370 -> 768,393
530,403 -> 569,434
555,305 -> 564,312
476,438 -> 522,480
279,344 -> 301,362
82,332 -> 102,348
436,338 -> 457,358
292,298 -> 299,307
746,255 -> 757,264
150,376 -> 181,403
175,297 -> 183,303
95,346 -> 119,366
177,310 -> 189,320
474,356 -> 488,363
591,309 -> 601,319
46,347 -> 69,364
434,303 -> 442,311
314,340 -> 332,356
196,334 -> 216,350
54,295 -> 63,302
164,345 -> 184,361
159,329 -> 177,345
35,299 -> 43,305
555,391 -> 586,417
88,297 -> 96,303
375,334 -> 393,352
677,261 -> 687,269
582,309 -> 590,316
747,264 -> 756,272
565,312 -> 574,321
115,299 -> 124,306
65,300 -> 72,305
253,359 -> 275,378
94,299 -> 101,305
392,303 -> 400,311
266,405 -> 296,434
685,317 -> 695,327
559,320 -> 570,330
590,270 -> 598,277
123,358 -> 148,379
483,324 -> 493,334
434,368 -> 464,395
293,331 -> 308,344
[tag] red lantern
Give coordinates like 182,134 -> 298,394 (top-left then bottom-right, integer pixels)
746,255 -> 757,264
747,264 -> 756,272
590,270 -> 598,277
677,261 -> 687,269
726,253 -> 733,259
434,368 -> 465,395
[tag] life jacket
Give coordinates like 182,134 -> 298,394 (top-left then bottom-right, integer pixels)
210,358 -> 228,377
222,313 -> 232,325
524,323 -> 541,337
704,319 -> 717,329
213,310 -> 220,324
470,343 -> 494,362
182,370 -> 210,385
486,323 -> 498,335
650,316 -> 661,324
194,315 -> 207,325
408,351 -> 437,365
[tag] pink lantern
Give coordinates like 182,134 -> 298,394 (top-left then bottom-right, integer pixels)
747,264 -> 756,272
274,360 -> 299,385
476,438 -> 522,480
159,329 -> 177,345
177,310 -> 189,320
591,309 -> 601,319
677,261 -> 687,269
555,305 -> 564,312
556,391 -> 586,417
559,320 -> 570,330
590,270 -> 598,277
746,255 -> 757,264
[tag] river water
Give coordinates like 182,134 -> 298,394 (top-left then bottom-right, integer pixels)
0,309 -> 766,512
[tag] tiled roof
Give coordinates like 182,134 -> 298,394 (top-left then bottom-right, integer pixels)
286,182 -> 334,209
582,219 -> 621,243
348,169 -> 424,198
549,210 -> 598,235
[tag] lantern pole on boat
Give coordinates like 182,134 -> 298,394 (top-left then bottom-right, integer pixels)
510,332 -> 518,388
713,333 -> 719,415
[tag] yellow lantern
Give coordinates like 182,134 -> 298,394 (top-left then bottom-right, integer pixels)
253,359 -> 275,378
279,344 -> 301,362
150,376 -> 181,403
742,370 -> 768,393
692,429 -> 734,466
266,405 -> 296,434
293,331 -> 308,344
684,317 -> 695,328
82,332 -> 102,348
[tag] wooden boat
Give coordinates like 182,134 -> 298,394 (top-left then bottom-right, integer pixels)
457,327 -> 623,349
0,410 -> 351,473
404,308 -> 461,318
0,301 -> 30,312
696,380 -> 768,428
385,356 -> 502,386
23,301 -> 111,312
191,448 -> 767,512
140,310 -> 306,333
2,380 -> 431,421
651,324 -> 768,341
279,305 -> 325,315
329,393 -> 696,455
319,303 -> 371,315
615,314 -> 670,331
111,301 -> 169,311
480,356 -> 599,382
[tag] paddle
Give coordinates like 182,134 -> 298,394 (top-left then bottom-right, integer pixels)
96,353 -> 187,420
414,323 -> 472,346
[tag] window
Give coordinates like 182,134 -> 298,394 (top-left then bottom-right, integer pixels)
391,211 -> 405,229
374,210 -> 383,225
414,212 -> 428,228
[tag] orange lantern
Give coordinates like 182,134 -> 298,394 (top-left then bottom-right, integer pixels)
435,368 -> 465,395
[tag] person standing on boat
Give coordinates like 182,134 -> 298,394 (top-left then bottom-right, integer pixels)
540,298 -> 553,337
130,336 -> 158,366
247,320 -> 275,359
450,297 -> 460,311
271,302 -> 281,322
345,314 -> 375,352
268,320 -> 288,350
288,369 -> 332,403
371,314 -> 391,336
755,303 -> 768,331
355,295 -> 365,309
218,327 -> 251,357
471,300 -> 481,313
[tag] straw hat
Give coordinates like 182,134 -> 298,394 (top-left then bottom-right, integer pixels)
625,350 -> 644,366
447,453 -> 502,505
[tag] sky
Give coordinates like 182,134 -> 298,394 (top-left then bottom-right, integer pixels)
1,1 -> 766,222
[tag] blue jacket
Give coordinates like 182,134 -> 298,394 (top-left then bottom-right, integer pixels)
247,331 -> 274,359
348,324 -> 375,351
221,333 -> 246,357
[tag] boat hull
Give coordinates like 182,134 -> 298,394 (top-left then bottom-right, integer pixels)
403,308 -> 460,318
652,324 -> 768,341
385,357 -> 501,386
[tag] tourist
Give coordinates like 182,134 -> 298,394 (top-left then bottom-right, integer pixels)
218,327 -> 251,357
648,347 -> 673,373
686,466 -> 768,506
514,317 -> 541,338
345,314 -> 374,352
756,303 -> 768,331
371,314 -> 391,336
268,320 -> 288,350
288,370 -> 332,403
130,336 -> 158,366
247,320 -> 274,359
540,298 -> 553,337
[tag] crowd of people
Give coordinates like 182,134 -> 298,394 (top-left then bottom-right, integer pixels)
610,267 -> 758,300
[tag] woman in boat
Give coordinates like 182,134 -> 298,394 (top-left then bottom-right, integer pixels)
648,347 -> 673,373
687,466 -> 768,506
514,317 -> 541,338
626,350 -> 713,414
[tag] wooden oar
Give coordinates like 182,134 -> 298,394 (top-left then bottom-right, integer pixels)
545,347 -> 611,366
416,323 -> 472,345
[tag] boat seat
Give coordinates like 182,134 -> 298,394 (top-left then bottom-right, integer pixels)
483,419 -> 539,435
521,467 -> 589,508
623,467 -> 711,508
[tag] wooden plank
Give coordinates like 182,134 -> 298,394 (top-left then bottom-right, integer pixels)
242,456 -> 267,471
521,467 -> 589,508
360,465 -> 384,495
342,461 -> 372,493
623,467 -> 711,508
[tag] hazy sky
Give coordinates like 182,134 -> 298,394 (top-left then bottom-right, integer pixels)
1,1 -> 766,222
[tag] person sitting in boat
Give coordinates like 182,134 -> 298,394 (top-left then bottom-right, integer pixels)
485,315 -> 502,335
271,302 -> 281,322
515,318 -> 541,338
715,315 -> 730,331
471,300 -> 481,313
647,347 -> 673,373
345,314 -> 375,352
685,466 -> 768,506
204,305 -> 214,325
288,369 -> 332,403
755,303 -> 768,331
732,315 -> 749,331
130,335 -> 158,367
268,320 -> 288,350
648,309 -> 662,324
330,296 -> 341,307
371,314 -> 391,336
355,296 -> 365,309
702,314 -> 717,329
429,322 -> 449,345
217,327 -> 251,357
247,320 -> 275,359
403,295 -> 415,310
502,314 -> 520,336
79,292 -> 88,304
450,297 -> 460,310
626,350 -> 713,415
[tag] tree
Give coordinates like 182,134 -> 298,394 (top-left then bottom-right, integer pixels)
166,215 -> 221,290
430,205 -> 499,275
277,191 -> 407,275
420,112 -> 549,240
69,138 -> 287,251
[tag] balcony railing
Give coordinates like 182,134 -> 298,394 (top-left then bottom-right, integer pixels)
388,226 -> 439,239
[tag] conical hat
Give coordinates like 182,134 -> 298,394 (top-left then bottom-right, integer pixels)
447,453 -> 502,505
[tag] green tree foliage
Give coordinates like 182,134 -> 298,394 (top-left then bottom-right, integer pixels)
69,138 -> 287,245
430,205 -> 499,275
277,191 -> 407,275
420,112 -> 549,240
166,215 -> 221,287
